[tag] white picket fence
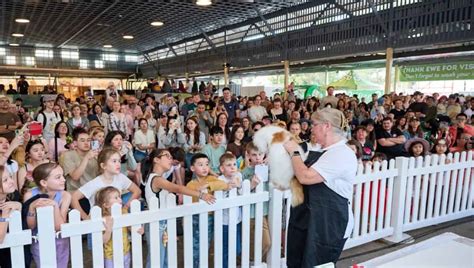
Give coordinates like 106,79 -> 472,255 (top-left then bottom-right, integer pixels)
0,151 -> 472,267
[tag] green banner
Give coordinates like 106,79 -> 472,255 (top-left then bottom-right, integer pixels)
399,62 -> 474,81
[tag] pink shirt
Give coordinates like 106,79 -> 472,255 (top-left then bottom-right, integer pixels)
48,138 -> 68,161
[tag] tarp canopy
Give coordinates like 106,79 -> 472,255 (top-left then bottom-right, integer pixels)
328,70 -> 382,90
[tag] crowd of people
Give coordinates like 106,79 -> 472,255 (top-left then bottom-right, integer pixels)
0,80 -> 472,267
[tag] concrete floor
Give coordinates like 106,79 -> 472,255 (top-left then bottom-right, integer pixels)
338,216 -> 474,268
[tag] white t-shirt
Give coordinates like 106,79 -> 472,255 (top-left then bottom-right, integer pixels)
79,173 -> 132,206
37,111 -> 61,142
218,173 -> 243,225
133,129 -> 155,153
6,160 -> 18,175
311,139 -> 357,238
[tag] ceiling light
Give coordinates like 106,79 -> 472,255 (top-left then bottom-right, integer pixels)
12,33 -> 24,37
15,18 -> 30,23
103,44 -> 113,48
9,43 -> 19,47
123,35 -> 134,39
151,21 -> 164,27
196,0 -> 212,6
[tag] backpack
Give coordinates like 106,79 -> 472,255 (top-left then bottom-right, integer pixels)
36,111 -> 61,129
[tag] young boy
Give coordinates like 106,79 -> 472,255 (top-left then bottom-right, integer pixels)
218,153 -> 243,268
202,126 -> 226,176
186,153 -> 230,267
241,142 -> 271,261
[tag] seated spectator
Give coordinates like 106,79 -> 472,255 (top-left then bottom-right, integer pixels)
405,138 -> 430,158
67,104 -> 89,133
446,95 -> 462,121
449,132 -> 472,153
448,113 -> 474,147
353,126 -> 375,162
375,117 -> 406,160
371,152 -> 387,163
71,148 -> 141,220
403,116 -> 425,140
347,140 -> 363,164
48,121 -> 70,162
431,138 -> 449,156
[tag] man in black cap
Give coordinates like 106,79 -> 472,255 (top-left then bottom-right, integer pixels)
17,75 -> 29,94
408,91 -> 428,118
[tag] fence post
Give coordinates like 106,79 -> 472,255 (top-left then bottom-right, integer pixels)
36,206 -> 57,267
267,188 -> 283,267
384,157 -> 411,243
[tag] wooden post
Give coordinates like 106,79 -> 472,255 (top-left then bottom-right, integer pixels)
283,60 -> 290,98
393,66 -> 399,94
384,47 -> 393,94
325,69 -> 329,85
224,63 -> 229,87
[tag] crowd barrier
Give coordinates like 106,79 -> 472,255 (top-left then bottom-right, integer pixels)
0,151 -> 472,267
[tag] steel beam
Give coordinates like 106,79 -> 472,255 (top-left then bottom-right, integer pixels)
165,42 -> 178,57
241,24 -> 255,42
199,27 -> 216,49
367,0 -> 389,34
311,3 -> 332,26
142,52 -> 160,76
58,1 -> 118,48
143,0 -> 325,54
255,8 -> 276,36
330,0 -> 353,18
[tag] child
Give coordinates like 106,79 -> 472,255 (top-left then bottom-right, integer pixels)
23,163 -> 71,267
71,148 -> 141,220
347,140 -> 363,164
90,127 -> 106,151
405,138 -> 430,158
218,153 -> 243,268
371,152 -> 388,163
18,140 -> 49,192
353,126 -> 375,162
141,149 -> 215,268
202,126 -> 227,176
0,165 -> 23,268
240,142 -> 271,261
226,125 -> 246,168
186,153 -> 230,267
96,186 -> 144,268
431,139 -> 450,164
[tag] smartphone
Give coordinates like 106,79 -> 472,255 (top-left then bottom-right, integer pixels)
91,140 -> 100,151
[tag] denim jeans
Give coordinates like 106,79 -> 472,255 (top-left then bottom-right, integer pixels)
145,221 -> 168,268
222,223 -> 242,268
192,215 -> 214,267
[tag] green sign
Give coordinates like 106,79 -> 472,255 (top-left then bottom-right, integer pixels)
399,62 -> 474,81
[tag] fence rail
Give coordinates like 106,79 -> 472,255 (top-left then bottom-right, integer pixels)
1,152 -> 472,267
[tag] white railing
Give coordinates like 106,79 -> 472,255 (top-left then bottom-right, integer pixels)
0,151 -> 472,267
